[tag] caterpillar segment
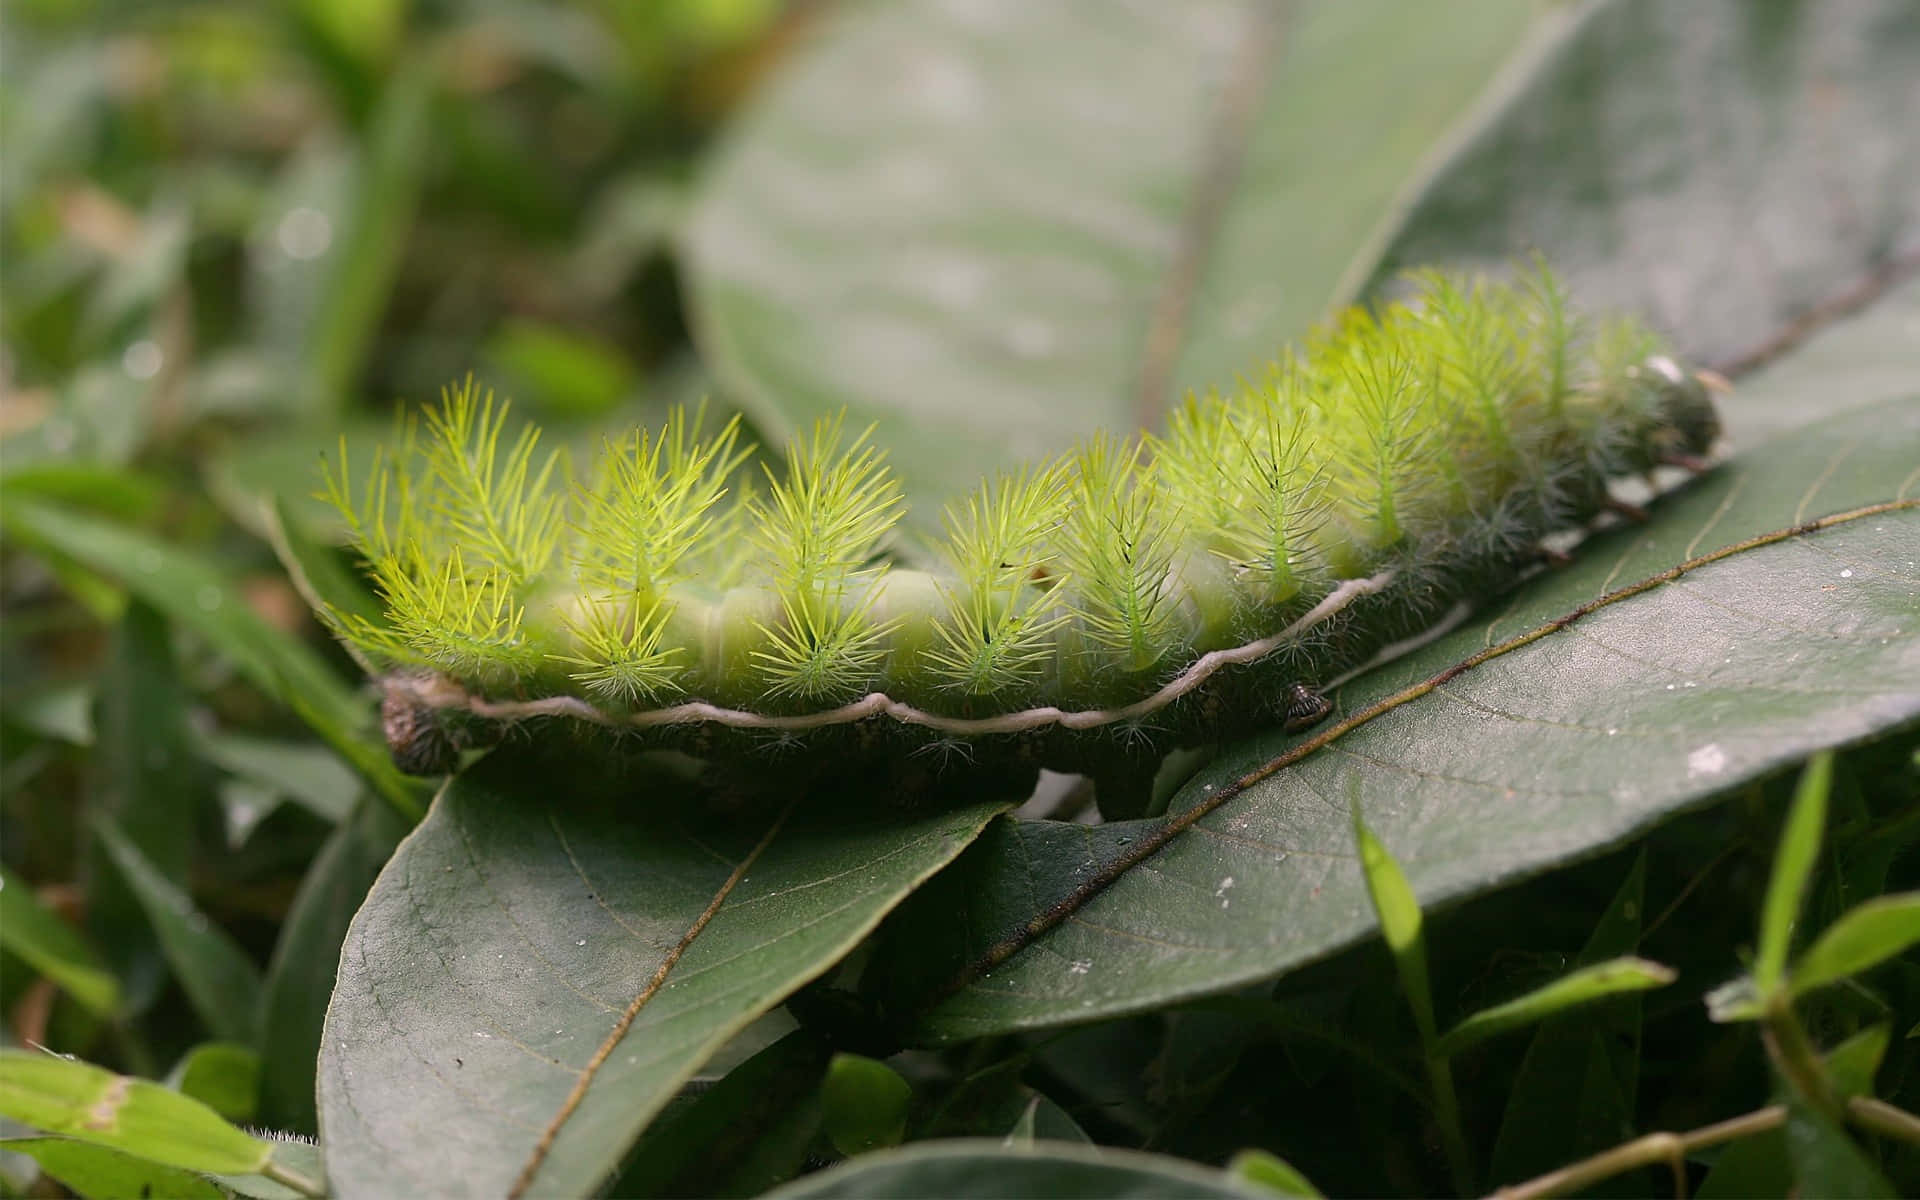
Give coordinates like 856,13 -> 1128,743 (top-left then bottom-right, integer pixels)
328,268 -> 1722,813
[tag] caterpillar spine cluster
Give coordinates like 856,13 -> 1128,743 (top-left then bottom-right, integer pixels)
321,267 -> 1721,796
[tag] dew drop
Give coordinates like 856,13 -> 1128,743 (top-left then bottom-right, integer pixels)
575,938 -> 587,947
1839,568 -> 1854,579
196,585 -> 223,612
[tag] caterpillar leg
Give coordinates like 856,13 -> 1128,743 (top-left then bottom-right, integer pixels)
1281,683 -> 1333,733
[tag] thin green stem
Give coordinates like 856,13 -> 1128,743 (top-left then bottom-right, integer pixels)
1424,1050 -> 1474,1196
259,1158 -> 327,1198
1760,995 -> 1839,1122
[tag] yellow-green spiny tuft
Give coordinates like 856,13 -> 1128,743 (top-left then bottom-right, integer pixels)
322,268 -> 1721,771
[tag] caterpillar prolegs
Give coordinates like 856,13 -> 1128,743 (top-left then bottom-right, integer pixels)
322,268 -> 1722,814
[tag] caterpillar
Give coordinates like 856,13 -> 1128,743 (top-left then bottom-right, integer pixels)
319,267 -> 1721,816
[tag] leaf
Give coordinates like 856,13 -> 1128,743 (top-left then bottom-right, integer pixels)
88,599 -> 201,1010
0,866 -> 120,1018
684,0 -> 1549,522
879,393 -> 1920,1042
1350,809 -> 1433,1044
1757,752 -> 1834,997
611,1030 -> 833,1198
208,1139 -> 328,1200
257,798 -> 406,1135
1489,853 -> 1650,1187
197,731 -> 361,826
0,1136 -> 225,1200
0,496 -> 423,819
1369,0 -> 1920,396
1225,1148 -> 1323,1199
819,1054 -> 911,1156
762,1139 -> 1269,1199
1784,1092 -> 1896,1199
1437,957 -> 1675,1057
165,1043 -> 260,1125
92,814 -> 264,1047
1790,893 -> 1920,997
298,66 -> 430,421
0,1049 -> 271,1176
316,746 -> 1010,1199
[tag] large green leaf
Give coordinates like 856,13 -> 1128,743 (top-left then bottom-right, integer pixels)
316,748 -> 1010,1198
1369,0 -> 1920,389
685,0 -> 1546,519
763,1139 -> 1267,1199
878,393 -> 1920,1041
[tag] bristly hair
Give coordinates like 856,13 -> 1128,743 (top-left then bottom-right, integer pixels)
746,416 -> 905,701
320,266 -> 1711,730
925,464 -> 1072,698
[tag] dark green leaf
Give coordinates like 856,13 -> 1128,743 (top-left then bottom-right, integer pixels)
0,866 -> 120,1017
1490,853 -> 1650,1188
257,798 -> 405,1135
317,746 -> 1008,1198
686,0 -> 1544,522
88,599 -> 201,1011
92,815 -> 263,1046
763,1139 -> 1268,1199
883,394 -> 1920,1041
1791,893 -> 1920,997
612,1030 -> 832,1199
1371,0 -> 1920,411
0,1050 -> 271,1176
1784,1092 -> 1896,1199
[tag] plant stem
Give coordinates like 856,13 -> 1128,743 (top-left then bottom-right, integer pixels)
1491,1106 -> 1784,1199
1491,1098 -> 1920,1198
1424,1051 -> 1474,1196
1760,996 -> 1838,1121
260,1159 -> 327,1198
1848,1095 -> 1920,1146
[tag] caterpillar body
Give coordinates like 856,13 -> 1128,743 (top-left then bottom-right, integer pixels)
322,269 -> 1721,815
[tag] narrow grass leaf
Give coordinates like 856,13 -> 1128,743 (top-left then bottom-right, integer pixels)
0,1050 -> 271,1176
1437,956 -> 1675,1057
0,866 -> 120,1017
257,799 -> 404,1135
93,815 -> 263,1046
1756,752 -> 1834,998
1351,802 -> 1434,1043
1789,893 -> 1920,997
1,497 -> 421,818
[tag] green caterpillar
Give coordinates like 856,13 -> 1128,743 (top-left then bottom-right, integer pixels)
321,268 -> 1721,813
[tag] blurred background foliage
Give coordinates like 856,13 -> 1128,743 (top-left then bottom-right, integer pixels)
1,2 -> 1915,1195
2,0 -> 792,1141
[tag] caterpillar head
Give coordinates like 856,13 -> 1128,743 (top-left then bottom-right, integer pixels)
1643,355 -> 1724,460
